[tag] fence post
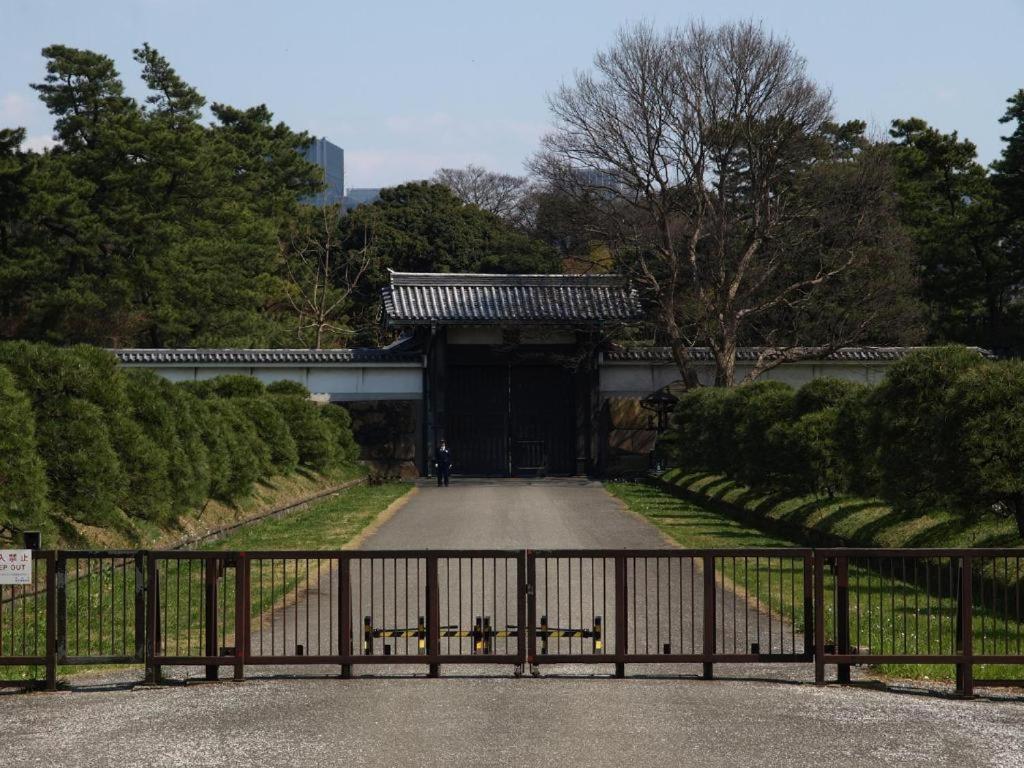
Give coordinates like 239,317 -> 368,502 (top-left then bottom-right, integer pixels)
614,554 -> 627,678
339,555 -> 352,679
956,556 -> 974,697
134,552 -> 146,663
426,555 -> 440,678
802,552 -> 814,659
205,557 -> 218,681
55,554 -> 67,664
45,552 -> 57,691
145,556 -> 160,684
814,552 -> 826,684
836,556 -> 851,684
517,552 -> 528,673
702,554 -> 715,680
233,554 -> 248,682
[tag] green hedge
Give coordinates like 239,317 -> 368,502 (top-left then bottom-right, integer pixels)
0,343 -> 361,537
670,346 -> 1024,537
0,366 -> 50,539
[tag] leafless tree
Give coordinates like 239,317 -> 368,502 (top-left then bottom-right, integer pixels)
532,21 -> 920,386
433,164 -> 533,227
279,205 -> 372,349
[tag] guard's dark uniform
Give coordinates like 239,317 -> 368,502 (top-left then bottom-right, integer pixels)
436,446 -> 452,487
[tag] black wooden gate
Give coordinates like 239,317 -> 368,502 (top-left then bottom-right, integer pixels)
510,366 -> 575,476
446,365 -> 509,475
445,364 -> 576,476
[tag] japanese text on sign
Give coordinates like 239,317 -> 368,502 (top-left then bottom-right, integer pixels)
0,550 -> 32,585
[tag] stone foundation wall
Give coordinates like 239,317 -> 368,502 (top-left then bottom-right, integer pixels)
345,400 -> 420,479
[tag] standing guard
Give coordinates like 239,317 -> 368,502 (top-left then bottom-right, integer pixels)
435,440 -> 453,487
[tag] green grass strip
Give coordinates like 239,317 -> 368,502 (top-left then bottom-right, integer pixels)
608,481 -> 1024,683
1,482 -> 410,683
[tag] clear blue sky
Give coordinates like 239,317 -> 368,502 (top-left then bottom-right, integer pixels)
2,0 -> 1022,188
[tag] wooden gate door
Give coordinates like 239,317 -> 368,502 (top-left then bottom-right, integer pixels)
445,365 -> 509,475
510,365 -> 575,476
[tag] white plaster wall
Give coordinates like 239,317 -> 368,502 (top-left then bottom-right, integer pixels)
193,367 -> 246,381
361,368 -> 422,395
125,364 -> 423,400
252,368 -> 308,387
306,368 -> 360,393
600,360 -> 891,397
145,366 -> 196,383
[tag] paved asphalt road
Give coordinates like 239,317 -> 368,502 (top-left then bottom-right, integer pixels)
3,479 -> 1023,767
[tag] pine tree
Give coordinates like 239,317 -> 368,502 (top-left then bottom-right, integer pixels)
889,118 -> 1014,348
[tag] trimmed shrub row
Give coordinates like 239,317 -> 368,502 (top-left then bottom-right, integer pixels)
0,343 -> 360,540
670,346 -> 1024,537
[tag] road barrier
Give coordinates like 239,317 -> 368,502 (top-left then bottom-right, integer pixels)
1,548 -> 1021,695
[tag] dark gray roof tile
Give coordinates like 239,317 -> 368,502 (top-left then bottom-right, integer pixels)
382,271 -> 643,325
603,346 -> 993,363
112,348 -> 422,365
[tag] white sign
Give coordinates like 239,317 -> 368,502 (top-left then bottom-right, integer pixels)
0,550 -> 32,585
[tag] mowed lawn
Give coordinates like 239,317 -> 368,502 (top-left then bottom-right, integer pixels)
607,481 -> 1024,684
1,482 -> 411,683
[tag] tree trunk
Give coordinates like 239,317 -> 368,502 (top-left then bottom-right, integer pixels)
713,332 -> 738,387
664,310 -> 700,389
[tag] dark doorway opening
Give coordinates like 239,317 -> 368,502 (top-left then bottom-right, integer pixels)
445,364 -> 576,476
510,365 -> 575,476
446,365 -> 509,476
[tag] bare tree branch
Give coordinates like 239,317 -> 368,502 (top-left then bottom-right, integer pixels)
531,20 -> 919,386
278,205 -> 372,348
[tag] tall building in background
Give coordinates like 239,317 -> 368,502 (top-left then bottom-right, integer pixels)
343,188 -> 381,211
302,138 -> 345,207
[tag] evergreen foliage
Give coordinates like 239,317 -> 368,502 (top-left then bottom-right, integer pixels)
670,347 -> 1024,536
947,360 -> 1024,536
38,397 -> 125,526
236,397 -> 299,474
889,116 -> 1024,351
266,380 -> 310,397
868,345 -> 986,510
0,366 -> 50,538
205,398 -> 267,500
0,342 -> 361,537
732,382 -> 795,488
124,369 -> 210,514
269,394 -> 338,471
342,182 -> 562,344
320,404 -> 361,464
0,44 -> 319,346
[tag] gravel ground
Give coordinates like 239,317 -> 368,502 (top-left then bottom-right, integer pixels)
2,478 -> 1022,767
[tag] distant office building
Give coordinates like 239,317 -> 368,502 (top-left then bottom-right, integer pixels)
343,188 -> 381,211
575,168 -> 624,195
302,138 -> 345,207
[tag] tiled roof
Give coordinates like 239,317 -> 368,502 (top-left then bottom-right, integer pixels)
112,348 -> 423,365
381,271 -> 643,325
603,346 -> 992,363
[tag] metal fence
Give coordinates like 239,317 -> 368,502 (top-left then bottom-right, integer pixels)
1,548 -> 1022,695
815,548 -> 1024,693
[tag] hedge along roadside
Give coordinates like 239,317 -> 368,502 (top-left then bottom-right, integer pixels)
667,345 -> 1024,539
0,342 -> 362,543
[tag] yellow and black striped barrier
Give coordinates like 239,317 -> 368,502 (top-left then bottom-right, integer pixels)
361,615 -> 604,655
